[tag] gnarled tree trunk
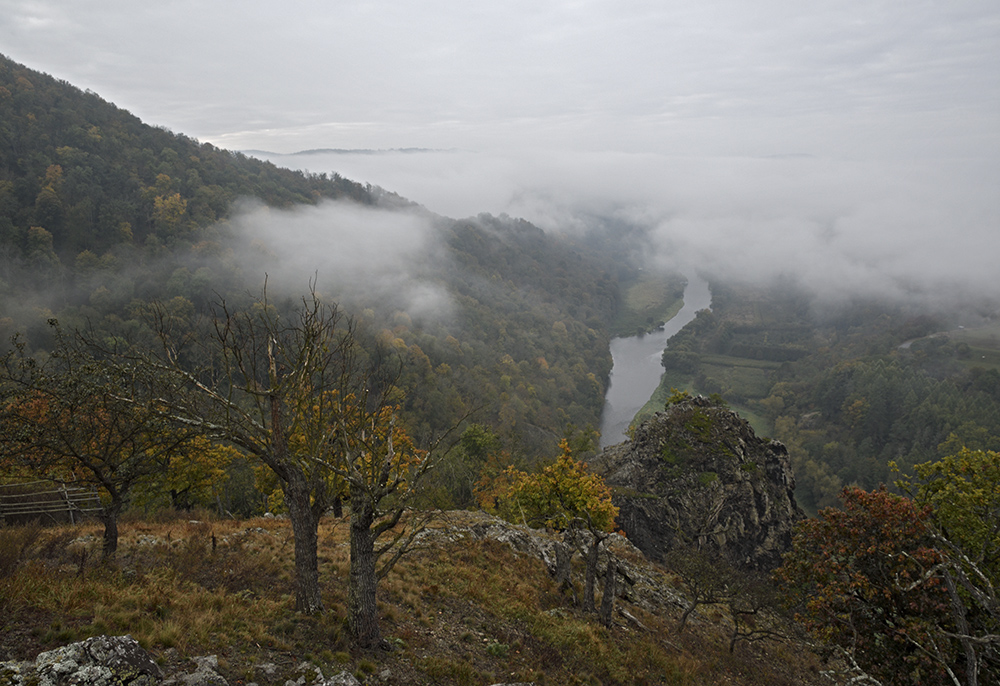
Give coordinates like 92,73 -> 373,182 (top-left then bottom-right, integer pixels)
283,472 -> 323,614
348,490 -> 382,648
600,555 -> 617,627
99,501 -> 121,560
583,536 -> 600,613
554,539 -> 575,599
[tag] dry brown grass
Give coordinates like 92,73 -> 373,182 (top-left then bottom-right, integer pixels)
1,511 -> 829,685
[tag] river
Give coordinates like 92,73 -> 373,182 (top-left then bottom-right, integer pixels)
598,274 -> 713,447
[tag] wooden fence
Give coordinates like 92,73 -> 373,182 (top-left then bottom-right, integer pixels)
0,481 -> 104,525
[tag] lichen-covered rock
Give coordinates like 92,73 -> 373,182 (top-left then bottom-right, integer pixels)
602,395 -> 804,570
281,663 -> 358,686
163,655 -> 227,686
0,635 -> 161,686
314,674 -> 360,686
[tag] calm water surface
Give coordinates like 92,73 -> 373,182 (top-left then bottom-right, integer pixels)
599,275 -> 712,447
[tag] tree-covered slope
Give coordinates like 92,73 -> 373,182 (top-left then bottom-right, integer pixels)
0,53 -> 373,260
653,278 -> 1000,513
0,54 -> 621,486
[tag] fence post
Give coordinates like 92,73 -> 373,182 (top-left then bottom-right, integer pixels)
61,485 -> 75,525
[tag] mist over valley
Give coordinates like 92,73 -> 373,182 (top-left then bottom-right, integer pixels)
250,147 -> 999,311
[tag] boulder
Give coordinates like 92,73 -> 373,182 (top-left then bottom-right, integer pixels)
164,655 -> 226,686
282,663 -> 358,686
0,635 -> 160,686
0,642 -> 371,686
602,395 -> 804,570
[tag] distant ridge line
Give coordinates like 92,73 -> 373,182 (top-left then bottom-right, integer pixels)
244,147 -> 460,156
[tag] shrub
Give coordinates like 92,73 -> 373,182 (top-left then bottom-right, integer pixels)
0,521 -> 42,577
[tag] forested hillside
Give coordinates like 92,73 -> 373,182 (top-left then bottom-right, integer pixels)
0,54 -> 622,513
0,54 -> 373,257
654,279 -> 1000,513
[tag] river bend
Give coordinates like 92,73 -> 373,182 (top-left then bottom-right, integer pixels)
598,275 -> 712,447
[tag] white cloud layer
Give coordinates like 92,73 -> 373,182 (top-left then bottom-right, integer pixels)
255,149 -> 1000,304
1,0 -> 997,304
231,200 -> 452,318
2,0 -> 996,157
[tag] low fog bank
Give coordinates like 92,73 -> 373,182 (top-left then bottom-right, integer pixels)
229,199 -> 454,320
254,149 -> 1000,309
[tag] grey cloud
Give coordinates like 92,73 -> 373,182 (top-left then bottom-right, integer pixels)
2,1 -> 996,157
0,0 -> 996,310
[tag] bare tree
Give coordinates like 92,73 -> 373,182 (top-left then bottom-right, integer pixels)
666,547 -> 734,633
120,286 -> 380,613
113,285 -> 455,646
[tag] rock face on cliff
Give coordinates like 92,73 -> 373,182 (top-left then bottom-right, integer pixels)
602,395 -> 804,571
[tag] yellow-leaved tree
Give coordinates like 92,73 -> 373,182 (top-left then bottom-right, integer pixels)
131,437 -> 242,513
479,439 -> 619,622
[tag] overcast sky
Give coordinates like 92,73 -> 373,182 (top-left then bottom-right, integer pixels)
2,0 -> 998,302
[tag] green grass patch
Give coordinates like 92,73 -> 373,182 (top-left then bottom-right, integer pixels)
946,324 -> 1000,349
629,368 -> 774,439
699,364 -> 772,400
631,372 -> 695,427
611,273 -> 686,336
956,345 -> 1000,371
698,354 -> 783,370
728,404 -> 772,437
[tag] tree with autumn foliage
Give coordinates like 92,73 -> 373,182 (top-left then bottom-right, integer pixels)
902,449 -> 1000,586
479,439 -> 619,620
328,400 -> 439,647
898,449 -> 1000,684
0,327 -> 195,558
777,480 -> 999,685
111,286 -> 394,617
282,382 -> 442,647
130,437 -> 242,512
101,284 -> 455,647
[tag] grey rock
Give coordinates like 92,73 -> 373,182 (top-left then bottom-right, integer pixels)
0,635 -> 161,686
293,661 -> 321,685
253,664 -> 278,680
166,655 -> 227,686
279,665 -> 358,686
315,674 -> 360,686
602,395 -> 804,571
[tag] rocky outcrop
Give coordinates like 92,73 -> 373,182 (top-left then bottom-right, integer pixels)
0,638 -> 364,686
602,395 -> 804,571
0,635 -> 161,686
414,510 -> 690,616
162,655 -> 227,686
